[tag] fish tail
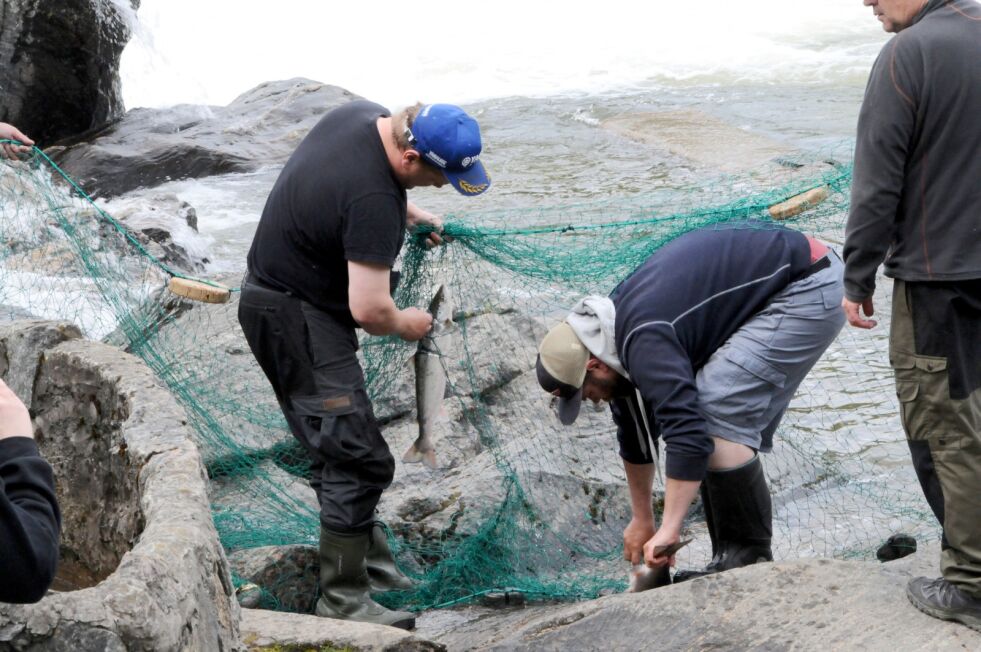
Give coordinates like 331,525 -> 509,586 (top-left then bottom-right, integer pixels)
402,443 -> 424,464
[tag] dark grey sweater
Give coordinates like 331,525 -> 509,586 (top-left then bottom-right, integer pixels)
843,0 -> 981,301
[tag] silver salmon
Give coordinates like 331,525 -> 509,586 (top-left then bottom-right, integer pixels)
403,285 -> 453,469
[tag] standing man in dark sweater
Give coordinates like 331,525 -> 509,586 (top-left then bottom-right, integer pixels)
0,379 -> 61,604
844,0 -> 981,632
536,223 -> 844,583
238,100 -> 489,629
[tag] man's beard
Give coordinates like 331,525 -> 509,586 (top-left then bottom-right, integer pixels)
613,374 -> 635,397
592,373 -> 634,398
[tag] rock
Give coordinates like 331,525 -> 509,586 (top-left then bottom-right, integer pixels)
97,192 -> 211,272
877,533 -> 918,562
0,0 -> 139,144
419,541 -> 980,651
0,326 -> 240,651
227,545 -> 319,614
240,608 -> 444,652
602,110 -> 793,174
235,583 -> 263,609
0,319 -> 82,403
48,79 -> 361,198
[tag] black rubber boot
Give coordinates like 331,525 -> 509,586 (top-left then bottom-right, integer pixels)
703,454 -> 773,572
366,521 -> 415,592
674,455 -> 773,582
315,527 -> 415,629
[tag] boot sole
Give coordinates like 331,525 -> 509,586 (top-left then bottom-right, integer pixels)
316,610 -> 416,631
906,585 -> 981,633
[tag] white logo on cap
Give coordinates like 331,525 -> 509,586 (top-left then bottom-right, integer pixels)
425,151 -> 448,168
461,154 -> 480,168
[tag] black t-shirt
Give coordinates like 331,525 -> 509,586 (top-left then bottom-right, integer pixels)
247,100 -> 407,325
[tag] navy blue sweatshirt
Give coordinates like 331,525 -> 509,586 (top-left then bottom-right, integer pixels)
1,437 -> 61,603
610,224 -> 811,481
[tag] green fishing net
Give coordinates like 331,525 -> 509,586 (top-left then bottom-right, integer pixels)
0,143 -> 938,612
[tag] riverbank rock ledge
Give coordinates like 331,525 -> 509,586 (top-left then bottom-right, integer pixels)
0,320 -> 240,651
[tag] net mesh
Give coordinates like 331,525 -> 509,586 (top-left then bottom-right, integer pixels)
0,143 -> 938,612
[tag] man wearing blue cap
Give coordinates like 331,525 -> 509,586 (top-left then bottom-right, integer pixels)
238,99 -> 489,629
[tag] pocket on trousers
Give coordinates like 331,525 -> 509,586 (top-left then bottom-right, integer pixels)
892,352 -> 961,449
821,285 -> 843,310
786,282 -> 842,310
703,348 -> 787,427
291,391 -> 376,461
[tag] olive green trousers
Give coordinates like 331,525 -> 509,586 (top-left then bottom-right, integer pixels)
891,280 -> 981,597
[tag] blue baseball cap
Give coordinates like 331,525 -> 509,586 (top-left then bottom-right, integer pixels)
406,104 -> 490,197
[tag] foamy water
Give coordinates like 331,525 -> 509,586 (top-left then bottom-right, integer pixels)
121,0 -> 889,111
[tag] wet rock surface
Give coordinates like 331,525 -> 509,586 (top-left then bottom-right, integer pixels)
98,192 -> 211,272
48,79 -> 360,198
228,545 -> 319,614
0,0 -> 138,144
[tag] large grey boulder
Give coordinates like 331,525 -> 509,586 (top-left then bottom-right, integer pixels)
48,79 -> 360,198
0,328 -> 240,651
0,0 -> 139,144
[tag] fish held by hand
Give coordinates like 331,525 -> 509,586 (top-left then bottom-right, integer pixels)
403,284 -> 453,469
628,563 -> 671,592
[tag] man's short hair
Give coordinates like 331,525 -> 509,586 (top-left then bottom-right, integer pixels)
391,102 -> 425,151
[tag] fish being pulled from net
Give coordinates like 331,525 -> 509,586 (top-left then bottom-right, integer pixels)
628,564 -> 671,592
403,284 -> 453,469
627,538 -> 692,592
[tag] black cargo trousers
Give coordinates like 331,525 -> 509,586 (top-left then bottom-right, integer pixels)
237,275 -> 396,533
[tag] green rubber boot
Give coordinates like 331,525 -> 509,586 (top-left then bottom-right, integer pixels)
315,527 -> 415,630
366,521 -> 415,592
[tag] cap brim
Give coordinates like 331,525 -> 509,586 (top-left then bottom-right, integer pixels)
445,160 -> 490,197
556,389 -> 583,426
